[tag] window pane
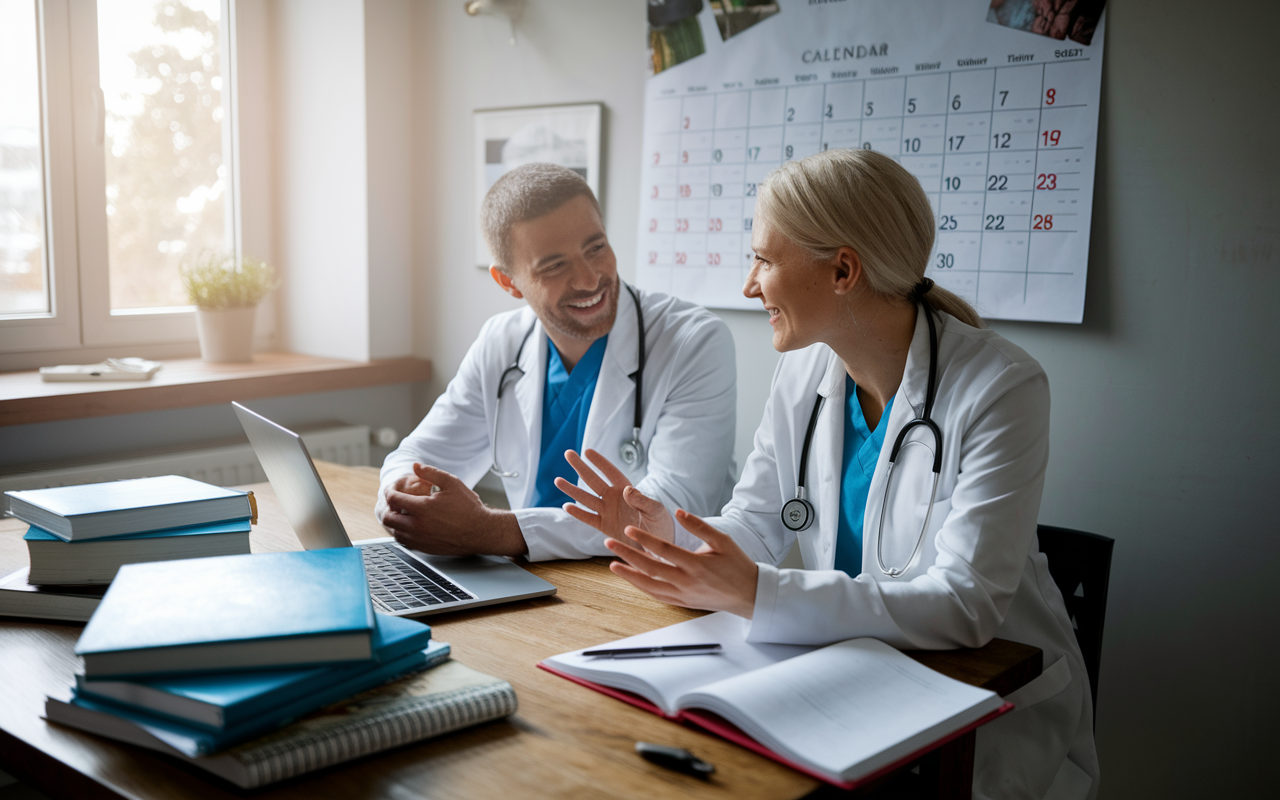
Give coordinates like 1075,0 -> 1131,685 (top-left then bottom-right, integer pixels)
98,0 -> 230,311
0,0 -> 50,317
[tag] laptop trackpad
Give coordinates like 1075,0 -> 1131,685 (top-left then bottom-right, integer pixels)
400,550 -> 555,598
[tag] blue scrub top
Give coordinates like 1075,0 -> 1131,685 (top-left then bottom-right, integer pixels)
833,375 -> 895,577
532,335 -> 608,508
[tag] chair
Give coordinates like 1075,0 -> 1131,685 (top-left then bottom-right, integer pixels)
1035,525 -> 1114,725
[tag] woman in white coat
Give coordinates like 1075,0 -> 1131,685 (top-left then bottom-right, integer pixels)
559,149 -> 1100,800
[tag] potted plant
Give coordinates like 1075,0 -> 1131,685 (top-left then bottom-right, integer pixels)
181,251 -> 279,363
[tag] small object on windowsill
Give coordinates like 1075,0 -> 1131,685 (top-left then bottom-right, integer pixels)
635,742 -> 716,779
39,358 -> 163,382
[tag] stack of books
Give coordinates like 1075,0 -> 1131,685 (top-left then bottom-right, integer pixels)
43,549 -> 518,789
1,476 -> 255,620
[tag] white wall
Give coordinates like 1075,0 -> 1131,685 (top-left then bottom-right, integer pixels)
408,1 -> 1279,796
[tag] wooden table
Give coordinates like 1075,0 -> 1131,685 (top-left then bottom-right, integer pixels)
0,463 -> 1041,800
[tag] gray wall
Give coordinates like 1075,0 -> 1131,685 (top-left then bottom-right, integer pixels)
411,1 -> 1279,796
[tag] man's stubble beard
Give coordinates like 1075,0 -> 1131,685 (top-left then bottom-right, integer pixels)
541,273 -> 620,343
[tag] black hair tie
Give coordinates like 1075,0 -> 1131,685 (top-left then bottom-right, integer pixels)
910,278 -> 934,303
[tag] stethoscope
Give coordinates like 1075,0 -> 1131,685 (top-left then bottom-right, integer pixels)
780,289 -> 943,579
490,284 -> 647,478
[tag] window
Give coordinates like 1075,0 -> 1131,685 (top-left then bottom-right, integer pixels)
0,0 -> 238,355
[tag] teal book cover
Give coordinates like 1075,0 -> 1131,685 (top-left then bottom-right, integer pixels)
66,645 -> 449,756
76,549 -> 374,677
24,518 -> 252,543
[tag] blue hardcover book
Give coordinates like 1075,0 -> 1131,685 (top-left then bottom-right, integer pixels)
76,549 -> 375,678
4,475 -> 254,541
61,644 -> 451,757
25,519 -> 253,585
77,614 -> 435,730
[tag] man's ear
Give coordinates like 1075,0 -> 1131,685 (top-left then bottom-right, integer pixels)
831,246 -> 863,296
489,264 -> 524,299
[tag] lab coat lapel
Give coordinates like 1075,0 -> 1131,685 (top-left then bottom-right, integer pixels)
581,282 -> 640,470
512,316 -> 548,508
812,351 -> 845,571
864,307 -> 935,574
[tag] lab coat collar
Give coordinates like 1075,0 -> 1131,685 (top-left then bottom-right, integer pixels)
512,309 -> 547,506
581,281 -> 641,462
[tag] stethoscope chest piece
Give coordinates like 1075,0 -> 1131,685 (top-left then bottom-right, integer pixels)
619,428 -> 646,469
781,496 -> 815,532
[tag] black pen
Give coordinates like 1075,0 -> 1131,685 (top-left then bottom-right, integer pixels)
582,643 -> 722,659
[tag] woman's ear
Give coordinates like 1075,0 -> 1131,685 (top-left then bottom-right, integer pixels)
831,247 -> 863,295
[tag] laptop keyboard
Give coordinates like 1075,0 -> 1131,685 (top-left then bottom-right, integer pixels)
360,544 -> 475,612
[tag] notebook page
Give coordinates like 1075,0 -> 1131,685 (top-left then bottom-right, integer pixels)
678,638 -> 1001,781
542,612 -> 814,715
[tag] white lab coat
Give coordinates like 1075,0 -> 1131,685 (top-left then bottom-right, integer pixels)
382,283 -> 737,561
695,309 -> 1099,800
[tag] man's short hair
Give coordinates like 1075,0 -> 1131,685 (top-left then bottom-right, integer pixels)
481,163 -> 601,272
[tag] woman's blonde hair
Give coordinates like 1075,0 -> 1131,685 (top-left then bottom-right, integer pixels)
756,148 -> 982,328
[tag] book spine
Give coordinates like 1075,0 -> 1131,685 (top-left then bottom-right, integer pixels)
236,683 -> 517,788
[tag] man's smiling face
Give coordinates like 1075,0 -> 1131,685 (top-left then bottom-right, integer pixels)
501,194 -> 620,351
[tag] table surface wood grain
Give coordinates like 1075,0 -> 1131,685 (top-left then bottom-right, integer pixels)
0,463 -> 1041,800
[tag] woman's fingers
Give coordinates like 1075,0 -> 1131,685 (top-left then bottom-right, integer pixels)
604,537 -> 683,581
583,449 -> 631,486
553,477 -> 601,510
622,486 -> 663,516
564,450 -> 612,496
674,509 -> 733,549
624,525 -> 694,566
608,561 -> 681,603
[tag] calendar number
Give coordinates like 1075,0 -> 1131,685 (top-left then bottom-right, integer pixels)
1045,88 -> 1056,106
1042,130 -> 1061,146
1036,173 -> 1057,190
749,147 -> 761,160
1033,214 -> 1054,230
682,151 -> 689,163
785,144 -> 794,159
993,132 -> 1012,149
745,183 -> 757,196
675,252 -> 687,265
824,103 -> 833,119
936,252 -> 955,269
952,94 -> 961,110
648,252 -> 657,264
744,218 -> 753,231
683,116 -> 691,129
999,90 -> 1009,106
713,148 -> 723,162
676,218 -> 690,232
707,253 -> 721,265
708,218 -> 723,231
939,215 -> 958,230
787,107 -> 795,122
862,141 -> 872,150
987,174 -> 1008,191
711,183 -> 722,196
649,219 -> 657,232
679,184 -> 692,197
985,214 -> 1005,230
907,98 -> 917,114
653,152 -> 660,165
948,135 -> 964,150
904,137 -> 921,153
651,186 -> 658,198
865,101 -> 874,116
944,176 -> 961,191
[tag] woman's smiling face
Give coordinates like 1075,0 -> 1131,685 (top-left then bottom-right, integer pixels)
743,214 -> 847,353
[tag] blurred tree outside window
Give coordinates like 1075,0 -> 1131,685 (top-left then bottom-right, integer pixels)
99,0 -> 231,312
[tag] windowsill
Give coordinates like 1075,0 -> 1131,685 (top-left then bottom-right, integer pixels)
0,352 -> 432,427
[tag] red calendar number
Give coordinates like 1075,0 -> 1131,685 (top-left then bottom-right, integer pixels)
653,152 -> 660,165
678,185 -> 692,197
651,185 -> 659,198
1045,88 -> 1056,105
648,252 -> 658,264
676,218 -> 689,232
707,253 -> 721,265
675,252 -> 687,265
1036,174 -> 1058,190
648,219 -> 658,232
681,151 -> 689,163
1033,214 -> 1054,230
683,116 -> 690,129
1042,130 -> 1061,146
708,218 -> 722,231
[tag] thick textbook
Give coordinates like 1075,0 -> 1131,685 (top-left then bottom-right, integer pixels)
4,475 -> 253,541
25,520 -> 252,585
76,549 -> 375,678
77,614 -> 437,730
540,612 -> 1011,788
46,660 -> 517,788
0,568 -> 107,622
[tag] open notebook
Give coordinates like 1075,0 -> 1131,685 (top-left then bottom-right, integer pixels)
539,612 -> 1011,788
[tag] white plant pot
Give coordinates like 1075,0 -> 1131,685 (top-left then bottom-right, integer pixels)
195,306 -> 257,363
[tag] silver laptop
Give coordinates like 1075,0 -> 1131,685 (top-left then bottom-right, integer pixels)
232,402 -> 556,616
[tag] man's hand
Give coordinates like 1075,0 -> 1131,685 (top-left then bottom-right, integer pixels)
604,510 -> 758,619
554,449 -> 675,548
377,463 -> 527,557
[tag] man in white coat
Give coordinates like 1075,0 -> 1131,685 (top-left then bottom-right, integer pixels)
376,163 -> 736,561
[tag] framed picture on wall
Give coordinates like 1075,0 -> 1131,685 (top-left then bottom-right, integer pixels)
472,102 -> 603,267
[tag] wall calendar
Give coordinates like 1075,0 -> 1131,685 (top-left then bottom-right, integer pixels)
637,0 -> 1106,323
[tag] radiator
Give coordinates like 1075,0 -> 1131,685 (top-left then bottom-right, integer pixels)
0,425 -> 370,494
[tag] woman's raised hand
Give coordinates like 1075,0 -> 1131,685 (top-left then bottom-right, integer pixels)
555,449 -> 675,547
605,510 -> 759,619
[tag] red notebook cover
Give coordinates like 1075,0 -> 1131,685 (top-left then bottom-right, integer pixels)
537,661 -> 1014,790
